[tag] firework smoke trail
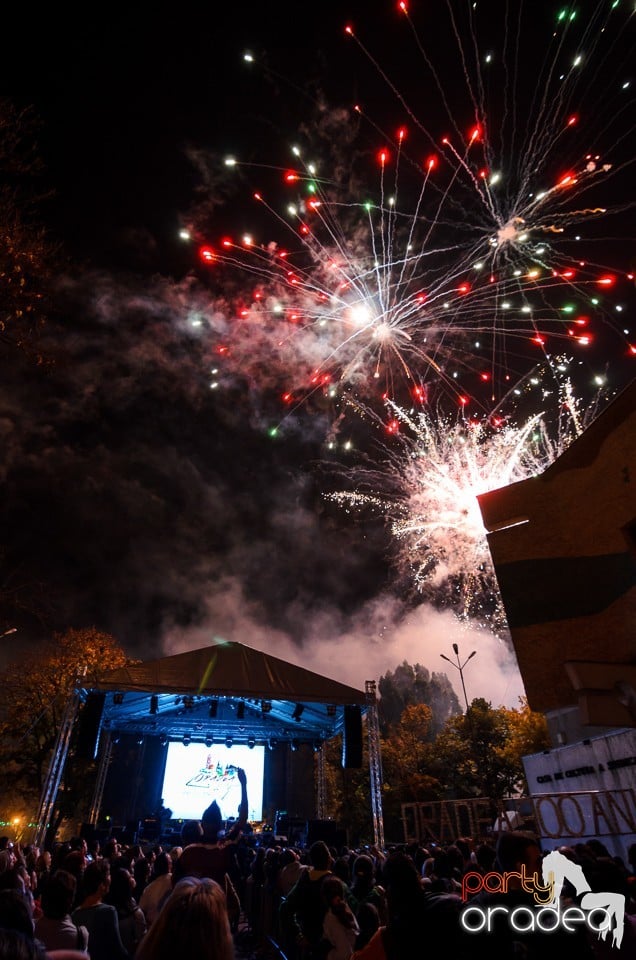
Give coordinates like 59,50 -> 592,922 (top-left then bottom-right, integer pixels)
325,362 -> 607,634
184,0 -> 634,426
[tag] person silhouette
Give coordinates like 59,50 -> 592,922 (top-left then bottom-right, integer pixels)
171,766 -> 247,928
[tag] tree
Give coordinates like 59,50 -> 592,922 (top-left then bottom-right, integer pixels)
495,697 -> 552,791
322,665 -> 550,844
321,730 -> 376,847
0,627 -> 133,836
428,696 -> 549,802
378,660 -> 461,737
378,703 -> 444,838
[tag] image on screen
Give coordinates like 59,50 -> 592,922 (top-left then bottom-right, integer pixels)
160,742 -> 264,822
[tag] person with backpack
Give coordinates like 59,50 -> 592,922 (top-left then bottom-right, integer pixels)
349,855 -> 387,934
279,840 -> 334,960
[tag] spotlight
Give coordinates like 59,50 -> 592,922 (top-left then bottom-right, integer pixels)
136,736 -> 144,746
111,735 -> 120,745
267,740 -> 277,751
312,741 -> 323,752
247,736 -> 255,749
113,693 -> 124,705
149,695 -> 158,715
205,735 -> 213,748
225,736 -> 233,749
291,704 -> 304,722
159,735 -> 168,747
260,700 -> 272,713
236,702 -> 245,720
290,741 -> 298,752
183,734 -> 191,747
209,700 -> 218,718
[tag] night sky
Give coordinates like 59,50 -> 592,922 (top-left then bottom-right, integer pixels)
0,1 -> 634,707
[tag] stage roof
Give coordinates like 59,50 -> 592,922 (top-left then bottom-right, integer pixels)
84,639 -> 369,748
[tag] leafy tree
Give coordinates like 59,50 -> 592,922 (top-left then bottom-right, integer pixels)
378,660 -> 460,737
379,704 -> 439,798
0,628 -> 133,837
323,667 -> 549,844
378,703 -> 444,838
495,697 -> 552,792
428,696 -> 549,802
321,730 -> 376,847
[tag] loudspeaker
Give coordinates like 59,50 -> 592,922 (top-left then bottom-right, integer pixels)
140,818 -> 161,840
75,692 -> 106,760
341,704 -> 363,768
307,819 -> 338,846
79,822 -> 96,842
79,823 -> 111,848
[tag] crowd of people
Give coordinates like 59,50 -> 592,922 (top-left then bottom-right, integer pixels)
0,770 -> 635,960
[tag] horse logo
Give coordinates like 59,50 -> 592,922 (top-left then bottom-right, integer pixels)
542,849 -> 625,949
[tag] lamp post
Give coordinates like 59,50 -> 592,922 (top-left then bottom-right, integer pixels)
440,642 -> 477,712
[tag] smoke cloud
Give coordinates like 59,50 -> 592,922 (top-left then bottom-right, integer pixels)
0,265 -> 525,708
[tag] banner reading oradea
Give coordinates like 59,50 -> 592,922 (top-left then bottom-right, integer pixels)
460,850 -> 625,949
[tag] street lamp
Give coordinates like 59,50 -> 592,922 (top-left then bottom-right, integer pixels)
440,642 -> 477,712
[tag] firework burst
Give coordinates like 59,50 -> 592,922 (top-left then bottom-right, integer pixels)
183,0 -> 634,429
325,362 -> 608,632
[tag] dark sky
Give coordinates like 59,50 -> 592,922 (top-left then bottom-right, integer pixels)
0,1 -> 634,706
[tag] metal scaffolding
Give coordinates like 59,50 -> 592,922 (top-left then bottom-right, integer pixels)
365,680 -> 384,849
88,730 -> 113,826
33,686 -> 81,849
314,744 -> 326,819
31,673 -> 383,849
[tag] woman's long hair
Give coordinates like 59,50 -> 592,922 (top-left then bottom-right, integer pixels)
322,875 -> 357,930
135,876 -> 234,960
